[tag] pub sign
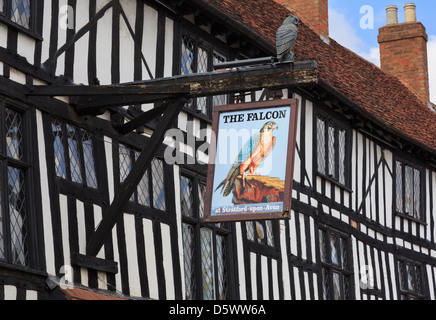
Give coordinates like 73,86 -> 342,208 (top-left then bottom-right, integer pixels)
204,99 -> 299,223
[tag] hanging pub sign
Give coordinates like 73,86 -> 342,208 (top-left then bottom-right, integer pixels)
203,99 -> 299,223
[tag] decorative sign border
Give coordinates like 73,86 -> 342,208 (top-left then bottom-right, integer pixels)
203,99 -> 299,223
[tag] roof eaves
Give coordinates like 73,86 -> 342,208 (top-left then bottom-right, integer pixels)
187,0 -> 276,55
318,78 -> 436,158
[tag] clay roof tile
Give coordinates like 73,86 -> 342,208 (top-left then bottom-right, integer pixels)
202,0 -> 436,152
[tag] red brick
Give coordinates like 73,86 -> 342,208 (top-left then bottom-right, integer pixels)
275,0 -> 329,39
379,21 -> 430,102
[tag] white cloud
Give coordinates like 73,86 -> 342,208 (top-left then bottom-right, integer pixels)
359,47 -> 380,67
329,9 -> 380,66
329,9 -> 363,52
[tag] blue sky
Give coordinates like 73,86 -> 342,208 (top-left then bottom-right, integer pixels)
328,0 -> 436,102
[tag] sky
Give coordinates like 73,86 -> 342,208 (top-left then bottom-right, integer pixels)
328,0 -> 436,103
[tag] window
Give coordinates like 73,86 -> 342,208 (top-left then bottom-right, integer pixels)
180,174 -> 231,300
245,220 -> 276,247
395,160 -> 423,222
316,113 -> 349,187
180,34 -> 228,116
118,144 -> 166,211
397,258 -> 426,300
52,120 -> 98,189
0,105 -> 31,266
318,228 -> 352,300
0,0 -> 32,30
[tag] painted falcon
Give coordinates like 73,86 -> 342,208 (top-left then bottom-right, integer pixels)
276,14 -> 300,62
215,122 -> 279,197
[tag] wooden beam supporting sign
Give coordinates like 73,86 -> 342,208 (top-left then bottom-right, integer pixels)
25,61 -> 318,112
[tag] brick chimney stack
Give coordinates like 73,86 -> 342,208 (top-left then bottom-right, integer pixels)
275,0 -> 329,41
378,3 -> 430,103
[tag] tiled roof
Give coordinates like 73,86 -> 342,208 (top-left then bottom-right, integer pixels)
203,0 -> 436,152
61,287 -> 128,300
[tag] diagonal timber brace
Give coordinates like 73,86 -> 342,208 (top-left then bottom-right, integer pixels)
117,99 -> 178,135
86,99 -> 186,257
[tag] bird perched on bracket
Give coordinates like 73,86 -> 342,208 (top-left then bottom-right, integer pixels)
215,122 -> 278,197
276,14 -> 300,62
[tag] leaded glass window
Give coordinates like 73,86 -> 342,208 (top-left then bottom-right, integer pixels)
118,144 -> 166,211
181,36 -> 195,76
316,114 -> 349,187
180,176 -> 194,218
82,131 -> 97,189
151,159 -> 166,211
52,120 -> 66,179
5,108 -> 23,160
180,34 -> 228,116
182,223 -> 196,300
119,145 -> 135,202
67,124 -> 83,184
395,160 -> 423,221
1,0 -> 34,30
201,228 -> 215,300
52,121 -> 98,189
319,228 -> 352,300
397,258 -> 426,300
8,166 -> 27,265
245,220 -> 276,247
0,105 -> 31,267
181,173 -> 231,300
11,0 -> 30,28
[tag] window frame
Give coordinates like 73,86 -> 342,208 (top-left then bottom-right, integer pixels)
317,226 -> 354,300
116,142 -> 169,214
51,120 -> 99,189
244,220 -> 280,253
394,156 -> 426,224
47,116 -> 107,206
178,29 -> 230,119
396,257 -> 427,300
0,99 -> 39,269
314,109 -> 352,191
0,0 -> 41,39
180,169 -> 235,300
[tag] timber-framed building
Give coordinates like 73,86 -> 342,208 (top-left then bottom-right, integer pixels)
0,0 -> 435,300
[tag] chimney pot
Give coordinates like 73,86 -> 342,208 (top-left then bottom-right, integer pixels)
386,5 -> 398,25
404,3 -> 417,23
378,4 -> 430,103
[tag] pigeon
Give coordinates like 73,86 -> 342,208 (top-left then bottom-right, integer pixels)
276,14 -> 300,62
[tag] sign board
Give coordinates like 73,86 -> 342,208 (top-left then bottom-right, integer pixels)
204,99 -> 299,223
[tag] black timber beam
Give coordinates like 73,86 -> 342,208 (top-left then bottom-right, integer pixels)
117,99 -> 174,135
86,99 -> 186,257
71,94 -> 178,114
71,253 -> 118,274
24,61 -> 319,112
